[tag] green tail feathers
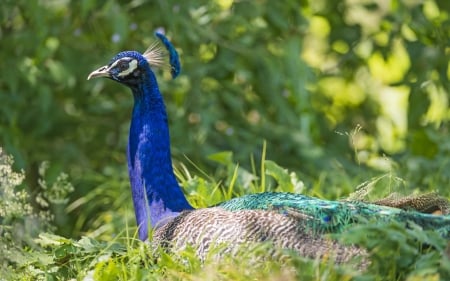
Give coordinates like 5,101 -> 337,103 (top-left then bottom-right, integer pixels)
217,192 -> 450,238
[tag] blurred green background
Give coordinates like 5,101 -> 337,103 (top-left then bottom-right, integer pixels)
1,0 -> 449,239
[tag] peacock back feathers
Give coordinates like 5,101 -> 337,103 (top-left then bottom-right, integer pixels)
217,192 -> 450,238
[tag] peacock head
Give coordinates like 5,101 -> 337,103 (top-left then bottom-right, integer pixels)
87,32 -> 180,86
87,51 -> 147,86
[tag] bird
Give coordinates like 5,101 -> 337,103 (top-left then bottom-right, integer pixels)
87,32 -> 450,265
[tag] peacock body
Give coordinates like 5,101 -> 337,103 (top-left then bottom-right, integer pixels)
88,33 -> 450,264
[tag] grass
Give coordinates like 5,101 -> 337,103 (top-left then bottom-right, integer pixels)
1,147 -> 450,280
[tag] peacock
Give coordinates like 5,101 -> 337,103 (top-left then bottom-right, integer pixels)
87,32 -> 450,265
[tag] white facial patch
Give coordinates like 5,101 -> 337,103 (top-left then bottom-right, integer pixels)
110,58 -> 139,77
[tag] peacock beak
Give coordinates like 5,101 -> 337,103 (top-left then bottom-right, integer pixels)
87,65 -> 110,80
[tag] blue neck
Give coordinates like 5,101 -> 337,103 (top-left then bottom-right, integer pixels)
127,67 -> 193,241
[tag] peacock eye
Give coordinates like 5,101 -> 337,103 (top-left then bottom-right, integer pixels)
115,58 -> 139,78
117,61 -> 129,71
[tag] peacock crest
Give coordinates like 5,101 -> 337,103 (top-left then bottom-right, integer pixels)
143,32 -> 180,79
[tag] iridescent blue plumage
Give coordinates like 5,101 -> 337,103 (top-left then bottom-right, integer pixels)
88,33 -> 449,263
88,34 -> 192,241
155,32 -> 180,79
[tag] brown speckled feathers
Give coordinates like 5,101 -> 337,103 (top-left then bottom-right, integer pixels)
153,208 -> 367,266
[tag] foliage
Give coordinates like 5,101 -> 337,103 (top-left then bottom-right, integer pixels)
1,0 -> 450,280
1,0 -> 449,235
1,149 -> 449,280
342,221 -> 450,280
0,148 -> 73,279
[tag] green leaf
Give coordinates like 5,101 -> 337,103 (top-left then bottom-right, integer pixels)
35,233 -> 72,247
208,151 -> 234,166
265,160 -> 304,193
